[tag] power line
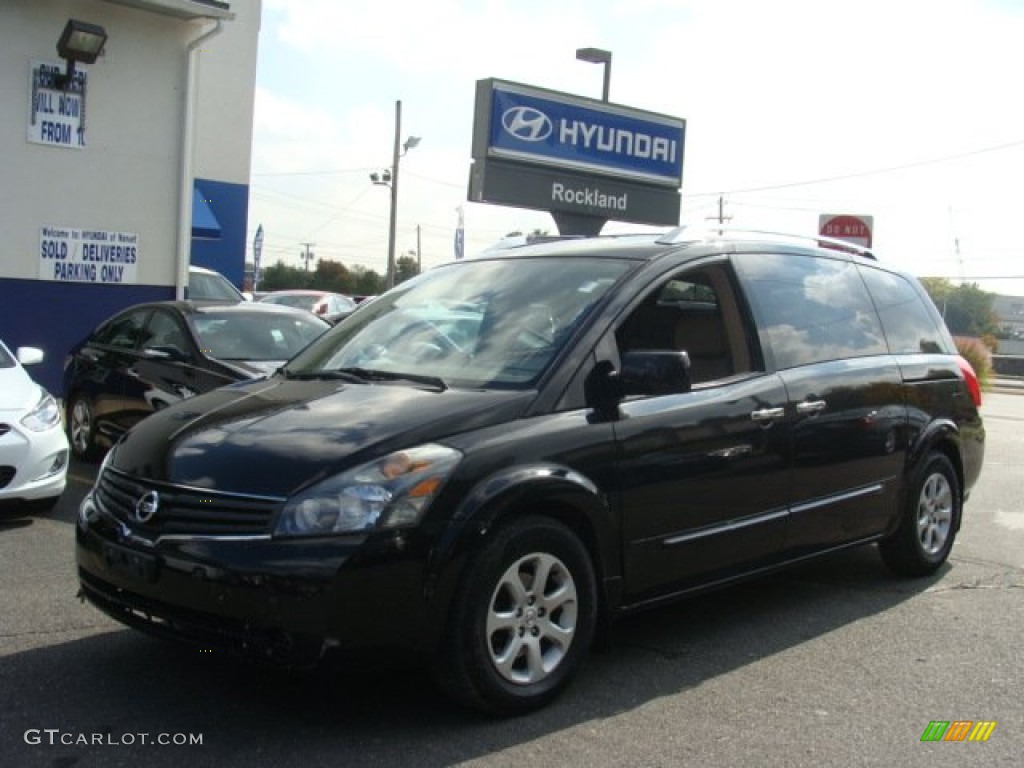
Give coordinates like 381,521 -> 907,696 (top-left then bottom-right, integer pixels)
685,138 -> 1024,197
252,166 -> 377,177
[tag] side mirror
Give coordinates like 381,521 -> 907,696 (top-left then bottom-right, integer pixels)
620,350 -> 691,396
144,345 -> 187,362
16,347 -> 45,366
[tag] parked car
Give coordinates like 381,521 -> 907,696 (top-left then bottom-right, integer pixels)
75,229 -> 985,714
63,301 -> 330,459
258,289 -> 358,324
0,340 -> 68,511
187,265 -> 247,302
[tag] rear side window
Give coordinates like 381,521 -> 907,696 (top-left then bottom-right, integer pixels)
857,266 -> 947,354
736,252 -> 887,369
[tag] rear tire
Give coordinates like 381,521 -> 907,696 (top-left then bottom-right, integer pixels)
433,516 -> 597,715
880,452 -> 960,577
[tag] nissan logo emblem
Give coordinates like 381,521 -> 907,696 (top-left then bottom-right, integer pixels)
135,490 -> 160,523
501,106 -> 553,142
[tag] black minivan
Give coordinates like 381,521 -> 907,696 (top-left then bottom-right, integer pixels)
76,229 -> 985,714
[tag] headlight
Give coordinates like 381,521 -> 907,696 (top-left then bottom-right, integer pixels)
274,443 -> 462,537
20,389 -> 62,432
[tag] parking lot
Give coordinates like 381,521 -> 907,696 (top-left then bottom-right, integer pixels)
1,394 -> 1021,767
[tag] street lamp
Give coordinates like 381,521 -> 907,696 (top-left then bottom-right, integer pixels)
369,100 -> 420,289
575,47 -> 612,102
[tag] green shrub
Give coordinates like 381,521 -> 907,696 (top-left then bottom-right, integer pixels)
954,336 -> 993,391
980,333 -> 999,354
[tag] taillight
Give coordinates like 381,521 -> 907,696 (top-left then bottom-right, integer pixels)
955,355 -> 982,408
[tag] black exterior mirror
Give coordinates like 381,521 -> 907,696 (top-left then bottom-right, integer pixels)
620,350 -> 691,396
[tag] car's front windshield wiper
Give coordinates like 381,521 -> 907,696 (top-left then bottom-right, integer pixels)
279,368 -> 368,383
335,367 -> 447,391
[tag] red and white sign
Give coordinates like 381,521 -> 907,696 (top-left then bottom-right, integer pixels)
818,214 -> 873,248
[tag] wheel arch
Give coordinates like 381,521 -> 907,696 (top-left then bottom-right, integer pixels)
423,463 -> 617,648
904,419 -> 965,530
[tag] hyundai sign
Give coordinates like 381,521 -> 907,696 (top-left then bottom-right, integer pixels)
474,79 -> 684,186
470,79 -> 685,227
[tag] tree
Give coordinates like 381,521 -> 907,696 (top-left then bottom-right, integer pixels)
350,265 -> 385,296
314,259 -> 352,293
259,261 -> 307,291
395,255 -> 420,286
919,277 -> 998,337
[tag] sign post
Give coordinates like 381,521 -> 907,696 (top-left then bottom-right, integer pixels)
252,224 -> 264,291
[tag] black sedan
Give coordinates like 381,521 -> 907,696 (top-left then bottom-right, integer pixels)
62,301 -> 330,459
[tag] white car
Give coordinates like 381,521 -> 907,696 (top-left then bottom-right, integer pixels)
0,341 -> 68,511
188,265 -> 249,302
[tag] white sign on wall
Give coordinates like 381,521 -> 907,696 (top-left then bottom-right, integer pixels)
28,59 -> 87,149
39,226 -> 140,284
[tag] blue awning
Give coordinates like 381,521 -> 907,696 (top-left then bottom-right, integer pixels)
192,185 -> 222,239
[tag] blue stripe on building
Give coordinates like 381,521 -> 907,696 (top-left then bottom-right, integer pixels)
0,178 -> 250,396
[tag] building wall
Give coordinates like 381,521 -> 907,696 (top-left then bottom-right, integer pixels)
0,0 -> 260,394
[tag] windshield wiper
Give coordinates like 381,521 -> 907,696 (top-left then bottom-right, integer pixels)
279,368 -> 368,383
335,367 -> 447,391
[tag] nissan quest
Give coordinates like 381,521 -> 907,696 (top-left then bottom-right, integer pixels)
75,228 -> 985,715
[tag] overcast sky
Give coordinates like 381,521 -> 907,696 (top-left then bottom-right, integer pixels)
247,0 -> 1024,295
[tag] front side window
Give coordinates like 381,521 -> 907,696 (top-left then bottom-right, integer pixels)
93,310 -> 149,350
615,265 -> 754,385
286,257 -> 633,388
736,252 -> 887,369
142,311 -> 189,354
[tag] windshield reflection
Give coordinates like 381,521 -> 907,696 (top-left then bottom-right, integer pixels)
285,257 -> 631,388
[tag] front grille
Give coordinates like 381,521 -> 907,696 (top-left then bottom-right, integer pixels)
0,424 -> 11,438
0,466 -> 15,489
94,467 -> 281,537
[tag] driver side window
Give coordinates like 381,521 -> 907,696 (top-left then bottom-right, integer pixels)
615,265 -> 756,385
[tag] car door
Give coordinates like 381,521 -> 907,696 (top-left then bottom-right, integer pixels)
72,308 -> 152,441
735,251 -> 907,551
612,263 -> 793,601
121,308 -> 225,427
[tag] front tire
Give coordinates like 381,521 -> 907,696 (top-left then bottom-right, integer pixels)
67,395 -> 99,461
433,516 -> 597,715
880,452 -> 960,577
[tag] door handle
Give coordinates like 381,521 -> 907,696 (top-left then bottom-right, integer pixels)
796,399 -> 827,415
751,407 -> 785,423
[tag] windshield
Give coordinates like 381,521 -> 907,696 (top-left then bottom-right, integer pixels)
285,257 -> 631,388
191,310 -> 329,361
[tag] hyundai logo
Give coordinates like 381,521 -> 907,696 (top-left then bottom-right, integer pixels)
134,490 -> 160,524
501,106 -> 553,142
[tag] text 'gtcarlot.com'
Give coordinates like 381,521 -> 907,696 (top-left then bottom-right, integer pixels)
24,729 -> 203,747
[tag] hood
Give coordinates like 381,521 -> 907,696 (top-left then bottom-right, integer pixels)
0,365 -> 43,414
110,376 -> 532,496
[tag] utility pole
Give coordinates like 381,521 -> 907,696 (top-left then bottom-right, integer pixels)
300,242 -> 316,272
386,100 -> 401,290
705,195 -> 732,233
416,224 -> 422,274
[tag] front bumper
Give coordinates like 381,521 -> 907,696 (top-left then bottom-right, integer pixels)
75,492 -> 439,665
0,419 -> 68,502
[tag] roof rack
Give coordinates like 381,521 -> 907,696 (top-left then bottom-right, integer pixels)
655,225 -> 877,260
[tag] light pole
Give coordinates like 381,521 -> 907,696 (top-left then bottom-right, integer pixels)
370,100 -> 420,290
575,47 -> 612,102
